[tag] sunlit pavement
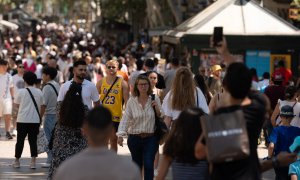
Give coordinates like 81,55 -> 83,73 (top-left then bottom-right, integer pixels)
0,124 -> 274,179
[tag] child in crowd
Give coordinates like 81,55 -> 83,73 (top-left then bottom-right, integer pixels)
268,105 -> 300,180
289,136 -> 300,180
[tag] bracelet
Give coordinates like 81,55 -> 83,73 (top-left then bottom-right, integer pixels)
272,157 -> 280,168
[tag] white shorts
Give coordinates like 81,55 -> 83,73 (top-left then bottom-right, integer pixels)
0,98 -> 12,117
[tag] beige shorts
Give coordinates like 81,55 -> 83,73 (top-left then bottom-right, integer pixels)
0,98 -> 12,117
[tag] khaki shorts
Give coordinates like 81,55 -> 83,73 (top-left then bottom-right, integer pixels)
0,98 -> 12,117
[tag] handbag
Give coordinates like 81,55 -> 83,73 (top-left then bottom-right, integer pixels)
37,128 -> 49,154
26,88 -> 49,154
151,94 -> 169,144
200,106 -> 250,163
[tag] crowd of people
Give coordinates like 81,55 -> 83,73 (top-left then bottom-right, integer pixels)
0,23 -> 300,180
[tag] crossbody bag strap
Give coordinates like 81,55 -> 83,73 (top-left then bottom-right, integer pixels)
26,88 -> 41,124
151,94 -> 159,128
45,83 -> 58,96
101,77 -> 119,104
196,88 -> 199,107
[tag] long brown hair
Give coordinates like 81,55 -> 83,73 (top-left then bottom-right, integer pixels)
171,67 -> 196,110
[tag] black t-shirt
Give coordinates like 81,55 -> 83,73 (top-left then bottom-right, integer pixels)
211,92 -> 266,180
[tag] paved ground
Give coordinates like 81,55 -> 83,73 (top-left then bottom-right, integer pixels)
0,125 -> 274,179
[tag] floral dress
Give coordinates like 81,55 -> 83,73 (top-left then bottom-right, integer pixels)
47,124 -> 87,179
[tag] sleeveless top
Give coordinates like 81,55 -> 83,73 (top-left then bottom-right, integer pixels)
99,77 -> 123,122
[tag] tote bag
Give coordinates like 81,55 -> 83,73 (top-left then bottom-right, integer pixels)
201,107 -> 250,163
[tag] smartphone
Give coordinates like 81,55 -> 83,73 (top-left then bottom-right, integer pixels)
213,27 -> 223,47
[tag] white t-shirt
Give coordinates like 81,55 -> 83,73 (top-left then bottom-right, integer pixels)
35,64 -> 43,79
15,87 -> 43,123
57,79 -> 100,109
162,87 -> 209,120
0,73 -> 13,100
12,74 -> 25,97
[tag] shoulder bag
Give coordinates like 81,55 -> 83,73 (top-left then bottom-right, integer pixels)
101,77 -> 119,104
151,94 -> 169,145
26,88 -> 49,154
200,106 -> 250,163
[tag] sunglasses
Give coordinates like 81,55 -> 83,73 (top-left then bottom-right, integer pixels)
107,66 -> 116,69
18,66 -> 24,68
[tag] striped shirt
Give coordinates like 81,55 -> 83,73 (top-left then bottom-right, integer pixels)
117,95 -> 162,137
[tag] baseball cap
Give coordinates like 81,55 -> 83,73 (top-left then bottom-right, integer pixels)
280,105 -> 295,117
290,136 -> 300,155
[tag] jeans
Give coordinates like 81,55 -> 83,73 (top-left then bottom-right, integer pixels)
15,123 -> 39,158
127,135 -> 158,180
43,114 -> 57,163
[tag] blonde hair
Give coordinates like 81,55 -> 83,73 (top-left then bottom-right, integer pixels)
106,60 -> 119,67
171,67 -> 196,110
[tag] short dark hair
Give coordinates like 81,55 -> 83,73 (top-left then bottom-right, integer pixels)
23,71 -> 37,85
262,72 -> 270,79
285,85 -> 297,100
73,60 -> 87,67
144,59 -> 155,69
0,59 -> 8,66
170,57 -> 179,66
42,67 -> 58,80
278,60 -> 285,67
136,59 -> 144,71
222,63 -> 251,99
15,60 -> 22,66
86,106 -> 112,131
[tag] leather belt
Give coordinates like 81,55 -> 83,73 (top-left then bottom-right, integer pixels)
131,133 -> 154,138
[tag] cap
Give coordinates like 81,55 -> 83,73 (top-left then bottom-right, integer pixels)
290,136 -> 300,155
211,65 -> 222,72
280,105 -> 295,117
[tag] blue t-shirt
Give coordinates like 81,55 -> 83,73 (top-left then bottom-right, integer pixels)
269,126 -> 300,156
289,160 -> 300,179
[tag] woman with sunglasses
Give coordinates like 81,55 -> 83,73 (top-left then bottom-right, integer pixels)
117,75 -> 162,180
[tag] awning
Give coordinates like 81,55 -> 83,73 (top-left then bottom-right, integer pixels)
0,20 -> 19,30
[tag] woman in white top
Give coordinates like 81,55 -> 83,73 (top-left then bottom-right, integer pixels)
162,67 -> 209,128
12,72 -> 43,169
117,75 -> 162,180
271,85 -> 300,127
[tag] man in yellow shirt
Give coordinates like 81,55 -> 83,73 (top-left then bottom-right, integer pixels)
96,60 -> 129,152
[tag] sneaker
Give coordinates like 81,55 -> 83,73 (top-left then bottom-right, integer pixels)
42,163 -> 50,168
12,161 -> 20,168
12,129 -> 17,137
30,162 -> 36,169
6,132 -> 13,140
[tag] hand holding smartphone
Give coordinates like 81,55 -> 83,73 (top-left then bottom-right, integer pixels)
213,27 -> 223,47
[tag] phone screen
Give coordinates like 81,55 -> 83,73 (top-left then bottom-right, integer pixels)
213,27 -> 223,47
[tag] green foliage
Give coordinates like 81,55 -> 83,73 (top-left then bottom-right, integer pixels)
102,0 -> 147,23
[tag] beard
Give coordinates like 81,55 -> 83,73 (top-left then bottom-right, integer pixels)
76,74 -> 85,80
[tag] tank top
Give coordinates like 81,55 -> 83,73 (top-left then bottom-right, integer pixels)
99,77 -> 123,122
